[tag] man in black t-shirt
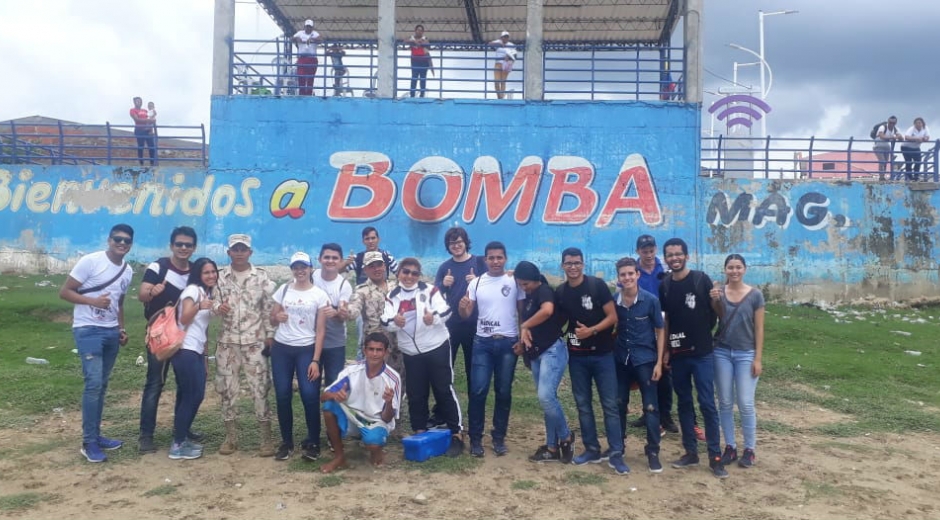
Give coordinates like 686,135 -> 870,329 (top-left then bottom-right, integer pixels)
658,237 -> 727,478
136,226 -> 197,454
554,247 -> 627,475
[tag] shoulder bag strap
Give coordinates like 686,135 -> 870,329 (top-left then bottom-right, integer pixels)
77,262 -> 128,295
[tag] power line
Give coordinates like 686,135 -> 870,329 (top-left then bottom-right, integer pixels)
703,66 -> 750,89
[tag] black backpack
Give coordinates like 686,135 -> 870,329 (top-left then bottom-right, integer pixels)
870,121 -> 887,139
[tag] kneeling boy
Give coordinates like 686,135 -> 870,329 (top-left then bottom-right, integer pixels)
320,332 -> 402,472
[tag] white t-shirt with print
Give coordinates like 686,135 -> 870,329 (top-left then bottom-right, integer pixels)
273,283 -> 330,346
69,251 -> 133,328
468,273 -> 523,337
178,285 -> 212,354
293,29 -> 320,55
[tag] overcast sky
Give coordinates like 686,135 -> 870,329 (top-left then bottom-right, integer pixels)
0,0 -> 936,141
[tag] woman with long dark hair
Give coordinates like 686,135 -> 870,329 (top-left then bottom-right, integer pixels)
712,254 -> 765,468
168,257 -> 219,460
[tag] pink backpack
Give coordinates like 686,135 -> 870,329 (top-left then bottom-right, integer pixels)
146,301 -> 185,362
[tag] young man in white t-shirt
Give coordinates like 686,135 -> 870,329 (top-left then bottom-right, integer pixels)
312,243 -> 353,386
292,19 -> 322,96
459,241 -> 524,457
59,224 -> 135,463
319,331 -> 402,473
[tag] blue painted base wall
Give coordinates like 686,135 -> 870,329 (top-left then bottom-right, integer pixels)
1,97 -> 935,300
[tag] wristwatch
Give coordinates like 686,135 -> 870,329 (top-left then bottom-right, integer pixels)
592,327 -> 598,336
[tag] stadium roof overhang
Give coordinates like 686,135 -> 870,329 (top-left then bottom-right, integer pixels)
255,0 -> 682,45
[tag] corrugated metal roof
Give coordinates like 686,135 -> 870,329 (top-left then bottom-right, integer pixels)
257,0 -> 681,44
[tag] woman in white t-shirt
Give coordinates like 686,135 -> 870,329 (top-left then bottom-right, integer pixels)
168,257 -> 219,460
901,117 -> 931,181
269,252 -> 330,462
489,31 -> 516,99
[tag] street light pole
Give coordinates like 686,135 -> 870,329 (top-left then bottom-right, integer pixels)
758,9 -> 798,136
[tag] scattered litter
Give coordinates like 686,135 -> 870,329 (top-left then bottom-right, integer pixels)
904,350 -> 922,356
26,357 -> 49,365
53,407 -> 63,413
781,315 -> 790,319
822,385 -> 831,391
795,364 -> 801,370
891,331 -> 912,336
34,280 -> 53,287
0,286 -> 8,291
412,493 -> 428,505
235,483 -> 243,488
71,349 -> 78,354
917,364 -> 926,368
136,356 -> 145,366
164,478 -> 172,484
46,346 -> 56,349
276,503 -> 286,510
629,487 -> 638,492
856,349 -> 865,354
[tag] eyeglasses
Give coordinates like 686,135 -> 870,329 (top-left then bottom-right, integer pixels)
173,241 -> 195,249
448,240 -> 465,246
111,236 -> 133,245
399,268 -> 421,276
562,261 -> 583,268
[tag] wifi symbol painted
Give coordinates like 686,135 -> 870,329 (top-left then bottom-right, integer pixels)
708,95 -> 772,129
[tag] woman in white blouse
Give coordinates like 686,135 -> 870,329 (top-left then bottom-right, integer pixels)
902,117 -> 931,181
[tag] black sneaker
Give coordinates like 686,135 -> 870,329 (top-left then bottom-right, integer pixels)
446,436 -> 464,458
671,452 -> 700,468
528,445 -> 560,463
274,443 -> 294,461
661,418 -> 679,434
647,452 -> 663,473
738,448 -> 756,468
301,443 -> 321,461
558,432 -> 575,464
138,436 -> 157,454
710,455 -> 729,479
721,444 -> 738,465
492,438 -> 508,456
470,439 -> 484,458
630,415 -> 647,428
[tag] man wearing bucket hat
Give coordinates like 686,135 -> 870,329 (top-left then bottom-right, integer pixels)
215,233 -> 278,456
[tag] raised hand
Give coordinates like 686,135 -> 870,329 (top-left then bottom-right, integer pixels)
382,385 -> 394,403
442,269 -> 454,288
423,308 -> 434,325
393,310 -> 406,328
90,294 -> 111,309
709,280 -> 721,301
337,301 -> 350,320
150,281 -> 166,298
465,267 -> 476,283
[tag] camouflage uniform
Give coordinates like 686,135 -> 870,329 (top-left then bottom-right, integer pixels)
348,278 -> 404,380
215,265 -> 276,422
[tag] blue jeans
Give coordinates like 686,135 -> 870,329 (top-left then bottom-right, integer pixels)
74,326 -> 121,444
713,348 -> 759,450
671,354 -> 720,456
615,360 -> 661,454
569,352 -> 623,455
320,346 -> 346,387
530,339 -> 571,448
139,350 -> 169,438
468,335 -> 518,442
169,349 -> 206,445
270,341 -> 321,446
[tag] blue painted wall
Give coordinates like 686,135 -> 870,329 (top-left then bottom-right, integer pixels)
2,97 -> 936,299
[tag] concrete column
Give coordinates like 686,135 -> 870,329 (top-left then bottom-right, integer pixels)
524,0 -> 544,100
212,0 -> 236,96
377,0 -> 396,98
683,0 -> 703,104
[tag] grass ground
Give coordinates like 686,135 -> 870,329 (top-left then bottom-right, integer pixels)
0,271 -> 937,466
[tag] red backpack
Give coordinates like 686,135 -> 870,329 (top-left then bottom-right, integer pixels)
146,301 -> 186,362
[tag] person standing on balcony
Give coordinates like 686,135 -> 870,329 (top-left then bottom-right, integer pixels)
901,117 -> 931,181
408,24 -> 434,98
293,19 -> 322,96
873,116 -> 902,180
489,31 -> 516,99
129,97 -> 156,166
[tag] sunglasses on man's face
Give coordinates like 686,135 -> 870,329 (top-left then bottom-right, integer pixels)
173,241 -> 195,249
111,236 -> 133,245
399,268 -> 421,277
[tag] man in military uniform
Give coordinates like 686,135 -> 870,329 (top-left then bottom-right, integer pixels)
347,251 -> 403,383
214,234 -> 277,456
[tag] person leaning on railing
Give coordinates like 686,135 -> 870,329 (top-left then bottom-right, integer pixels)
901,117 -> 931,181
489,31 -> 516,100
873,116 -> 903,180
129,96 -> 156,166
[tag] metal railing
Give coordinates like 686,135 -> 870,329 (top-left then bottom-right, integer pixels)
0,121 -> 208,167
230,39 -> 684,101
702,136 -> 940,181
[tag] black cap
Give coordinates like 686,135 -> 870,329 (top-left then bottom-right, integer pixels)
636,234 -> 656,250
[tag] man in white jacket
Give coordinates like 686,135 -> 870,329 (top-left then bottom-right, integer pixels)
381,257 -> 464,456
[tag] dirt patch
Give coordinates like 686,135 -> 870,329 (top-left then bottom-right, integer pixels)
28,308 -> 72,324
1,398 -> 939,520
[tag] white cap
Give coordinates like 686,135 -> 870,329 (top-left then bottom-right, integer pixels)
289,252 -> 312,267
304,19 -> 314,27
228,234 -> 251,248
500,30 -> 510,37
